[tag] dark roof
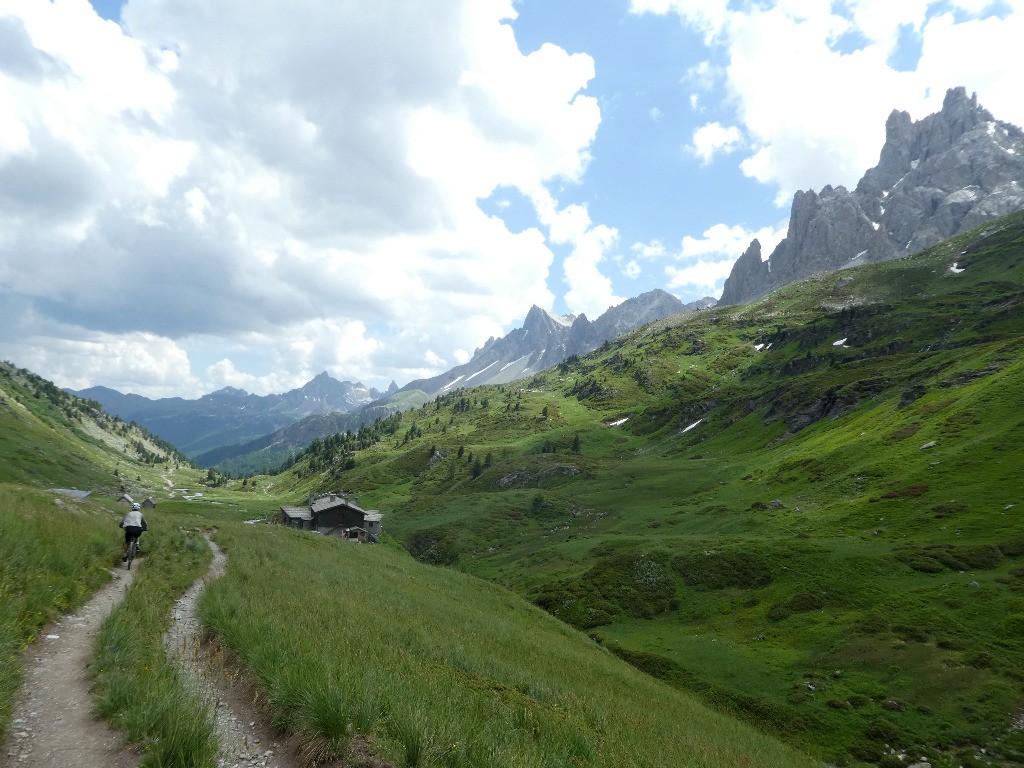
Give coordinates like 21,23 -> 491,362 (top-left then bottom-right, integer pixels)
310,495 -> 365,514
281,506 -> 313,521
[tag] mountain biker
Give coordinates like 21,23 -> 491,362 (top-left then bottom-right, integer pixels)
120,502 -> 148,561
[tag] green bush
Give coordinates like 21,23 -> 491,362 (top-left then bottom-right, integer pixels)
672,548 -> 773,590
897,544 -> 1003,573
535,551 -> 678,629
405,529 -> 460,566
768,592 -> 824,622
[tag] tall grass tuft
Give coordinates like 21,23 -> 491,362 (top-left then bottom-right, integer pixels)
92,523 -> 218,767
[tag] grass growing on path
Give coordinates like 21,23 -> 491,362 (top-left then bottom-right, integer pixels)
92,517 -> 218,768
201,523 -> 822,768
0,484 -> 115,746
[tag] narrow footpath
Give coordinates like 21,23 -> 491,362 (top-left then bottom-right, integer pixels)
164,536 -> 300,768
3,536 -> 365,768
1,568 -> 138,768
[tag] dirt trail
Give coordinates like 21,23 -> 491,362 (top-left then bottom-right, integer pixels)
164,536 -> 300,768
1,568 -> 138,768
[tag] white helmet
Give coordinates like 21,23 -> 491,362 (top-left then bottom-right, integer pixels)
131,502 -> 141,511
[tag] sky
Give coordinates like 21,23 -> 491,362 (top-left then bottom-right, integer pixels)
0,0 -> 1021,398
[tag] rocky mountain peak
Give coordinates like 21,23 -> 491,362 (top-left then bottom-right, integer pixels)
207,386 -> 249,399
720,87 -> 1024,306
718,239 -> 767,308
523,305 -> 573,336
401,290 -> 704,396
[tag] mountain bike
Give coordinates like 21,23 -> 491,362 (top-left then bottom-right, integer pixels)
126,536 -> 140,570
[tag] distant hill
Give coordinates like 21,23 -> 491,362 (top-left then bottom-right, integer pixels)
720,86 -> 1024,305
73,372 -> 387,458
195,388 -> 431,475
401,289 -> 714,396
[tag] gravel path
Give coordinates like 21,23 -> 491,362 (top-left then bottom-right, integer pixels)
1,568 -> 138,768
164,536 -> 300,768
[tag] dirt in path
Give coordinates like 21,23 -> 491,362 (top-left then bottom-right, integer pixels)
1,568 -> 139,768
164,536 -> 304,768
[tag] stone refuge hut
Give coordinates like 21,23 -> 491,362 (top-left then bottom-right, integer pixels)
280,493 -> 383,540
141,496 -> 157,509
117,493 -> 134,506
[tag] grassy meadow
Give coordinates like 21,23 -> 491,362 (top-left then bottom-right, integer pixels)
270,213 -> 1024,766
201,521 -> 822,767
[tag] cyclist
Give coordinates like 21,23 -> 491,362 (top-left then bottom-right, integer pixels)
120,502 -> 149,562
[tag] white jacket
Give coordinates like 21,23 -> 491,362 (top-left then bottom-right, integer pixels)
121,510 -> 147,529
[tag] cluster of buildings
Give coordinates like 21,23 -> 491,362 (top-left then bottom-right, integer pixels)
280,493 -> 383,542
117,493 -> 156,508
111,490 -> 384,543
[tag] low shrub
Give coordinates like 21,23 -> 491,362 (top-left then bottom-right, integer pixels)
1000,539 -> 1024,557
932,502 -> 968,517
768,591 -> 823,622
896,544 -> 1003,573
535,551 -> 678,628
880,483 -> 930,499
889,423 -> 922,441
405,529 -> 460,566
672,548 -> 773,590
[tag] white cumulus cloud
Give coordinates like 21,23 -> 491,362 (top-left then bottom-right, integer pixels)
689,121 -> 743,164
632,0 -> 1024,205
0,0 -> 601,394
635,221 -> 785,297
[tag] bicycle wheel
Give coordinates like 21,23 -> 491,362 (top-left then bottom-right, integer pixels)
127,538 -> 137,570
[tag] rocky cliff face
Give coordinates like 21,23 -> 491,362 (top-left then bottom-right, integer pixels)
401,289 -> 712,396
719,87 -> 1024,305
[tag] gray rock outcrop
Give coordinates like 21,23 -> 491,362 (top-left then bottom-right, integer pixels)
719,87 -> 1024,305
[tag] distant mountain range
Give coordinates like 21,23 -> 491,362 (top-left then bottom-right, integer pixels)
192,289 -> 713,473
72,289 -> 708,468
192,389 -> 431,475
719,86 -> 1024,305
73,373 -> 394,457
400,289 -> 715,396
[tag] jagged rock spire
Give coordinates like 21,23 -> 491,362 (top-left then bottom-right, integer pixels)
719,87 -> 1024,306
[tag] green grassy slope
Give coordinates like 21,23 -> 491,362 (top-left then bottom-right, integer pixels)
0,361 -> 187,495
284,212 -> 1024,767
3,212 -> 1022,767
202,519 -> 821,767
